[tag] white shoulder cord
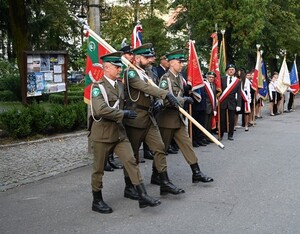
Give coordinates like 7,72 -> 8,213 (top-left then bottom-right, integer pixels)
90,83 -> 120,122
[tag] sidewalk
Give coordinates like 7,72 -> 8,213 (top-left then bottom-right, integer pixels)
0,130 -> 92,191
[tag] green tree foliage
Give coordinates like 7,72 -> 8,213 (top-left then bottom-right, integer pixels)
170,0 -> 300,72
2,0 -> 84,73
101,0 -> 171,59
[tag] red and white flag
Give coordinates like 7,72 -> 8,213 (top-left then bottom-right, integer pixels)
209,32 -> 221,91
251,49 -> 261,91
187,40 -> 204,102
131,23 -> 143,49
290,59 -> 299,95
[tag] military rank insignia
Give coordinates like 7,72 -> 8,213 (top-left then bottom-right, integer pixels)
160,80 -> 168,89
128,70 -> 136,79
92,87 -> 101,97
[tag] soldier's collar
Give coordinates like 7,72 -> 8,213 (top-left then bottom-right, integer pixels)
169,70 -> 179,78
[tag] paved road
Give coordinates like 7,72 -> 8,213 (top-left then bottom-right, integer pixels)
1,97 -> 300,234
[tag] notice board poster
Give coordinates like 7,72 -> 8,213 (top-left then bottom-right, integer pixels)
25,51 -> 67,97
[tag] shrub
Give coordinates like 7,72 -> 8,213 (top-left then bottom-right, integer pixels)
0,90 -> 18,101
50,104 -> 77,132
68,90 -> 84,96
49,94 -> 64,104
0,101 -> 87,138
68,96 -> 83,103
0,107 -> 32,138
70,102 -> 87,129
0,60 -> 21,101
28,103 -> 52,134
68,83 -> 85,91
49,94 -> 83,104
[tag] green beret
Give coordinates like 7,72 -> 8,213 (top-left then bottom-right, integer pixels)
225,64 -> 236,71
207,71 -> 216,77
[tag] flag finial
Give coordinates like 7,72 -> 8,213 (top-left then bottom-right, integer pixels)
260,50 -> 263,56
256,44 -> 261,50
121,38 -> 127,48
221,29 -> 225,35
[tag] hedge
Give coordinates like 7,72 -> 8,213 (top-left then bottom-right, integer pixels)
0,102 -> 87,138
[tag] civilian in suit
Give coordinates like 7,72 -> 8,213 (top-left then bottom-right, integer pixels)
219,64 -> 241,140
156,55 -> 169,79
191,86 -> 208,147
204,71 -> 217,139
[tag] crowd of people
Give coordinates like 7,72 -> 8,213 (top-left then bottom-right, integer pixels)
88,43 -> 297,214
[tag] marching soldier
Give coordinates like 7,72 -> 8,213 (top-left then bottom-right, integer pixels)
89,52 -> 161,213
123,43 -> 185,197
156,49 -> 214,184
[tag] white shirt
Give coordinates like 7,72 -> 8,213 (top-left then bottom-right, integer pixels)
243,78 -> 251,102
104,76 -> 117,88
268,81 -> 276,99
227,76 -> 234,86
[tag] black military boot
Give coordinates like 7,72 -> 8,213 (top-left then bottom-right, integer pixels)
92,191 -> 113,214
124,177 -> 139,200
104,161 -> 114,172
159,171 -> 185,195
143,142 -> 154,160
190,163 -> 214,183
135,183 -> 161,208
150,167 -> 160,185
108,153 -> 123,169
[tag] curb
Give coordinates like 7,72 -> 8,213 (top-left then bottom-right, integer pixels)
0,130 -> 88,149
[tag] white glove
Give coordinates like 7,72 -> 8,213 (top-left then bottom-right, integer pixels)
213,111 -> 217,116
236,106 -> 241,112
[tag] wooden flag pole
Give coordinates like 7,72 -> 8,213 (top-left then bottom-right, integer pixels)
179,107 -> 224,149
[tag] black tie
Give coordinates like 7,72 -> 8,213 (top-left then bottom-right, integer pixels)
229,76 -> 232,83
114,82 -> 119,96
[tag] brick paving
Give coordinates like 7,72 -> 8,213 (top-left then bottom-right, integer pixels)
0,131 -> 92,191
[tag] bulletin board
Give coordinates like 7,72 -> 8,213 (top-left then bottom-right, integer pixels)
24,51 -> 68,99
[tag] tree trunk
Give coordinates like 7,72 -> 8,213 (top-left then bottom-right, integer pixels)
8,0 -> 30,104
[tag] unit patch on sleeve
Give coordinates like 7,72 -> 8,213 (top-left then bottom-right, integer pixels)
128,70 -> 136,79
160,80 -> 168,89
92,87 -> 101,97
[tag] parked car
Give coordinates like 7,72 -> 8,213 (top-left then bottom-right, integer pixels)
67,72 -> 84,84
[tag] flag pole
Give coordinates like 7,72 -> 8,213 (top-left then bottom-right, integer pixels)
253,44 -> 261,125
218,29 -> 226,140
85,27 -> 224,149
187,39 -> 193,143
293,54 -> 297,111
282,51 -> 287,113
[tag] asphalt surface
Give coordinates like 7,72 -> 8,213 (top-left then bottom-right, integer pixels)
1,97 -> 300,234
